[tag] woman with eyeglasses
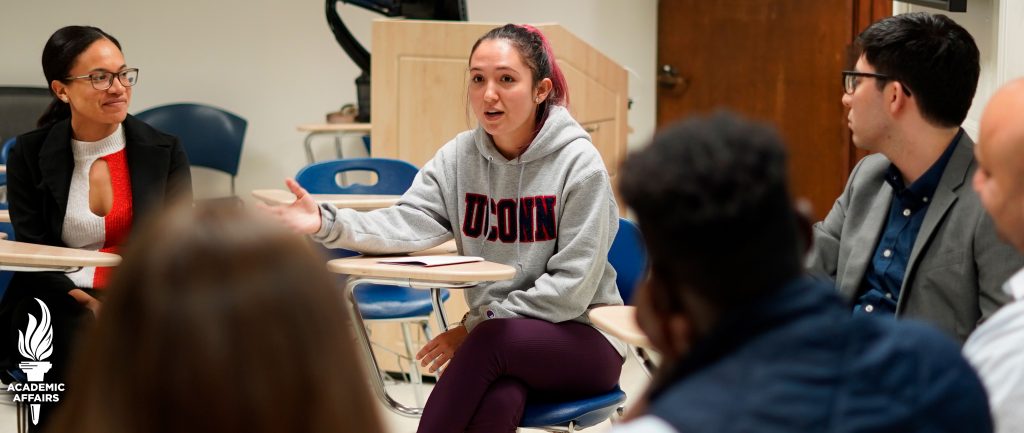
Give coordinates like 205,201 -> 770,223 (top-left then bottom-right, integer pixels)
0,25 -> 191,431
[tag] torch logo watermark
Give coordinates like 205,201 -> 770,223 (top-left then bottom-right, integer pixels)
6,298 -> 65,426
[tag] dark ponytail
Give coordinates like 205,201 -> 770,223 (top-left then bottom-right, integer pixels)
38,26 -> 122,127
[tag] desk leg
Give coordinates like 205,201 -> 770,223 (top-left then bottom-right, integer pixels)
344,276 -> 424,418
430,288 -> 451,332
630,347 -> 656,378
333,134 -> 344,160
303,133 -> 317,164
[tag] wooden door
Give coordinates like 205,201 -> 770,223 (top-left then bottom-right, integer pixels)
657,0 -> 891,220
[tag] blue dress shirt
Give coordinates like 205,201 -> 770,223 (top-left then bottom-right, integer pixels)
854,129 -> 963,316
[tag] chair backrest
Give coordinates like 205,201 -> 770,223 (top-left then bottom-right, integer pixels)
0,203 -> 14,300
608,218 -> 646,304
0,86 -> 51,145
2,136 -> 16,164
295,158 -> 419,195
0,137 -> 16,188
134,103 -> 247,192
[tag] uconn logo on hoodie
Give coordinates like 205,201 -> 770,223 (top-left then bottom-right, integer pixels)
462,193 -> 557,243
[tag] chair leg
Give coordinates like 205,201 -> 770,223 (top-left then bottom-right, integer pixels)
400,321 -> 425,406
16,401 -> 27,433
629,346 -> 656,378
421,319 -> 435,342
344,277 -> 423,417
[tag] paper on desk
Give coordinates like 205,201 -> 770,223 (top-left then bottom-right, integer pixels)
377,255 -> 484,267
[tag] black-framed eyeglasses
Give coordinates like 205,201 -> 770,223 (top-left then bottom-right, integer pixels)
842,70 -> 911,96
64,68 -> 139,90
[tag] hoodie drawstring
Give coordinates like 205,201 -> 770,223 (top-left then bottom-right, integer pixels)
480,157 -> 491,254
515,162 -> 525,271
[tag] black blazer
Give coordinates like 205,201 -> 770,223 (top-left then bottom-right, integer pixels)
7,114 -> 192,247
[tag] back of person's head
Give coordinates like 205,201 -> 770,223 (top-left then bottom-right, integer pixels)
38,25 -> 122,128
470,24 -> 569,127
619,111 -> 803,311
47,204 -> 384,433
857,12 -> 979,127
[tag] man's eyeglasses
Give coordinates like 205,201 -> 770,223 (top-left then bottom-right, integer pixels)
64,68 -> 139,90
842,70 -> 911,96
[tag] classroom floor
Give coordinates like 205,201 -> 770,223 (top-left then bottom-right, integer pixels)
0,354 -> 650,432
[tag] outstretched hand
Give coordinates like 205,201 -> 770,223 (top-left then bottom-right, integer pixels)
256,178 -> 323,235
416,325 -> 469,374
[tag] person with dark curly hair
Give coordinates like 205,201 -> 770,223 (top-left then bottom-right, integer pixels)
613,111 -> 992,433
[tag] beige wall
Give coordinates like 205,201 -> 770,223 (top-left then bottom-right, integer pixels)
0,0 -> 656,199
894,0 -> 1024,137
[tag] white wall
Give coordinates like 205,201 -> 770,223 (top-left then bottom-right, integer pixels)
894,0 -> 1024,137
0,0 -> 657,199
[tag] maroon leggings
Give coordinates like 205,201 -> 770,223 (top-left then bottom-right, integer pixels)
416,318 -> 623,433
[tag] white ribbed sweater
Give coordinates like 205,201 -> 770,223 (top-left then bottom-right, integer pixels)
63,125 -> 132,288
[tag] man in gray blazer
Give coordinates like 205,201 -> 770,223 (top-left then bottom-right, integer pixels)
808,12 -> 1023,343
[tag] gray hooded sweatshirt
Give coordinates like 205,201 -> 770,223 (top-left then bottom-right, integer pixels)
312,106 -> 624,354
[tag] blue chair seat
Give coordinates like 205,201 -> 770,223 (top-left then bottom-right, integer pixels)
354,285 -> 450,320
520,386 -> 627,429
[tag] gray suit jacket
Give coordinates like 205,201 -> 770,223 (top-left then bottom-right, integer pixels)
808,133 -> 1022,343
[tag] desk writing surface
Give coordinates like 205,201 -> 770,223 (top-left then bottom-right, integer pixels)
0,209 -> 8,223
328,252 -> 515,283
0,240 -> 121,268
589,305 -> 652,349
251,189 -> 400,211
297,123 -> 372,133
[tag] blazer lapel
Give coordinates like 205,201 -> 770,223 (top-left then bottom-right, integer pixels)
897,133 -> 973,309
123,116 -> 170,218
37,119 -> 74,226
839,182 -> 892,299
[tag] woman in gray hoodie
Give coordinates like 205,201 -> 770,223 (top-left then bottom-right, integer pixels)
265,24 -> 624,432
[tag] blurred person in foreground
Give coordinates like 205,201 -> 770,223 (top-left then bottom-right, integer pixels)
45,203 -> 384,433
612,112 -> 992,433
963,79 -> 1024,433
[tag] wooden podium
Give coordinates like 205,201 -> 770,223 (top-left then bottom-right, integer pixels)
370,19 -> 630,178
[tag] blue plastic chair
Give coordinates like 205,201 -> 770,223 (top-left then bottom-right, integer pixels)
295,158 -> 450,392
296,158 -> 420,195
0,203 -> 14,300
134,103 -> 246,195
0,137 -> 14,188
1,137 -> 14,163
519,218 -> 646,432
